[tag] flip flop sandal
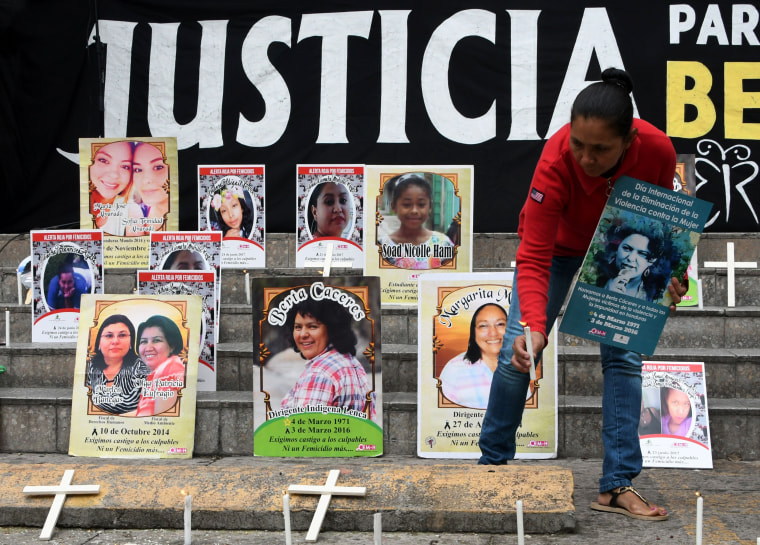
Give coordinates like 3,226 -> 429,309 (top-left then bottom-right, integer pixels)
590,486 -> 669,521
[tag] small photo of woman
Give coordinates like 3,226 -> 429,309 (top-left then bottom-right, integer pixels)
88,140 -> 135,236
86,314 -> 148,416
306,181 -> 354,240
438,303 -> 507,409
135,315 -> 187,417
42,252 -> 92,311
660,387 -> 693,437
280,297 -> 375,417
127,142 -> 170,235
208,179 -> 256,240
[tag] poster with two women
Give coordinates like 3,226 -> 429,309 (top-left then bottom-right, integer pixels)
79,137 -> 179,268
560,176 -> 712,354
417,273 -> 558,459
69,294 -> 201,459
252,276 -> 382,457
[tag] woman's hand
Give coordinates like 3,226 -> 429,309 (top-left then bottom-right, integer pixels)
511,330 -> 545,373
667,276 -> 689,312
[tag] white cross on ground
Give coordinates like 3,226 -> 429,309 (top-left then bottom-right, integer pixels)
23,469 -> 100,541
703,242 -> 758,307
288,469 -> 367,542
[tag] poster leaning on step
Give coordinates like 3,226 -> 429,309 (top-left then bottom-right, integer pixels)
31,230 -> 103,343
138,270 -> 217,391
639,361 -> 712,469
69,294 -> 201,459
417,272 -> 558,459
252,276 -> 382,457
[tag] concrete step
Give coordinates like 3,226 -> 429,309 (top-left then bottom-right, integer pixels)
0,453 -> 574,534
1,341 -> 759,397
1,388 -> 757,460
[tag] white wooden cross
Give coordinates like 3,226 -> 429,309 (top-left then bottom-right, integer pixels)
23,469 -> 100,541
703,242 -> 758,307
288,469 -> 367,542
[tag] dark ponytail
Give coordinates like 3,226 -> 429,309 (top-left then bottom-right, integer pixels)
571,67 -> 634,137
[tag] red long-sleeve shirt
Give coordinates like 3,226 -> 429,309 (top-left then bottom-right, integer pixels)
515,119 -> 677,338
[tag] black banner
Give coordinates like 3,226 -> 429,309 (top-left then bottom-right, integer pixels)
2,2 -> 758,233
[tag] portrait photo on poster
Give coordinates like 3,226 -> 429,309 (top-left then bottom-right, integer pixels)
579,210 -> 695,306
376,172 -> 460,270
432,285 -> 536,411
207,176 -> 257,241
84,301 -> 190,418
296,169 -> 364,248
255,280 -> 379,424
86,140 -> 171,237
41,252 -> 93,312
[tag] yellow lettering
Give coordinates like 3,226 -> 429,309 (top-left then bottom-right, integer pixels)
666,61 -> 716,138
725,62 -> 760,140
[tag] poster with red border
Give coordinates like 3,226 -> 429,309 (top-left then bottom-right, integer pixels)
640,361 -> 712,469
138,270 -> 217,391
198,165 -> 266,269
31,230 -> 103,342
149,232 -> 222,343
295,165 -> 365,269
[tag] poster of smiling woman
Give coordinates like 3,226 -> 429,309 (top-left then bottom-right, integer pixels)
417,273 -> 558,459
252,276 -> 382,457
79,137 -> 179,268
69,294 -> 201,459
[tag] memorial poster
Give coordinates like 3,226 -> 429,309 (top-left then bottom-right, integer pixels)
198,165 -> 266,269
640,361 -> 712,469
138,270 -> 217,391
79,137 -> 179,268
674,155 -> 701,308
560,176 -> 712,354
69,294 -> 201,459
252,276 -> 382,457
31,230 -> 103,343
295,165 -> 365,269
417,273 -> 558,459
149,231 -> 222,343
364,165 -> 473,305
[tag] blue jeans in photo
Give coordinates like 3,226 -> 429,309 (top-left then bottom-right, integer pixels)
477,255 -> 644,494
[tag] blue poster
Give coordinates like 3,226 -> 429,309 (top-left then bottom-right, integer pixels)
560,176 -> 712,354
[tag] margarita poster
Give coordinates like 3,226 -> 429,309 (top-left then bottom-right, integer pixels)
417,273 -> 558,459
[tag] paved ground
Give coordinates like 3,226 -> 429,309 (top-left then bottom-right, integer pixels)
1,456 -> 759,545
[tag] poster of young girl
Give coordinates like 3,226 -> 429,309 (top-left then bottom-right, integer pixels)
364,165 -> 473,305
31,230 -> 103,342
69,294 -> 201,459
417,273 -> 558,459
138,270 -> 216,391
295,165 -> 364,269
149,232 -> 222,343
639,361 -> 712,469
79,137 -> 179,268
252,276 -> 382,457
198,165 -> 266,269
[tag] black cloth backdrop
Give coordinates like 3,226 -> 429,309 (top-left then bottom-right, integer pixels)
1,1 -> 759,234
